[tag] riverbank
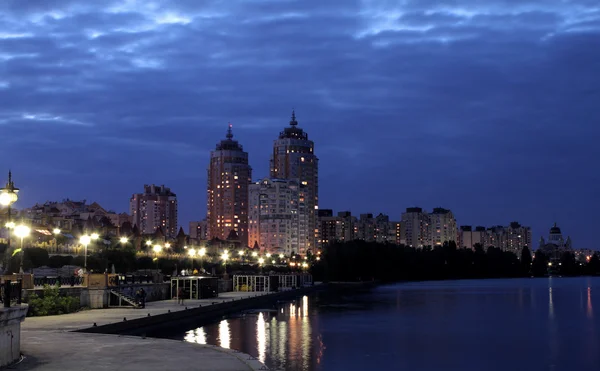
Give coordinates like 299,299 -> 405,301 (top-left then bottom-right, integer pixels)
18,285 -> 331,370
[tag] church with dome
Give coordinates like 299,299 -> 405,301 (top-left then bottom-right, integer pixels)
537,223 -> 573,260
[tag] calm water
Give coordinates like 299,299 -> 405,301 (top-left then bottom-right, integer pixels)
173,278 -> 600,371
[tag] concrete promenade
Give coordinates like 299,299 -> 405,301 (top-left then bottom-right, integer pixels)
17,291 -> 276,370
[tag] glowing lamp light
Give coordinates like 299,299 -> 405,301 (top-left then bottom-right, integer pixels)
80,235 -> 92,245
258,258 -> 265,265
119,237 -> 128,244
252,251 -> 258,257
238,250 -> 244,256
146,240 -> 152,246
165,243 -> 171,248
0,191 -> 18,206
221,252 -> 229,261
90,233 -> 99,240
5,221 -> 16,229
279,254 -> 284,259
198,247 -> 206,257
14,225 -> 30,239
188,248 -> 196,257
53,228 -> 61,235
153,245 -> 162,253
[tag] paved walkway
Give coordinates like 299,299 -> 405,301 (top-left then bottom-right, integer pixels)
16,331 -> 266,371
22,291 -> 265,331
18,291 -> 274,370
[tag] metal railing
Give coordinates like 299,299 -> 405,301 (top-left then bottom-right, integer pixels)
33,276 -> 84,287
1,280 -> 22,307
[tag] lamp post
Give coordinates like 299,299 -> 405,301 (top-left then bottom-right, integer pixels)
53,228 -> 61,253
80,235 -> 92,273
0,171 -> 19,252
14,224 -> 30,273
198,247 -> 206,272
258,257 -> 265,274
221,250 -> 229,275
188,248 -> 196,271
153,244 -> 162,272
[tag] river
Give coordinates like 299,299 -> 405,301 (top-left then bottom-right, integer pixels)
165,278 -> 600,371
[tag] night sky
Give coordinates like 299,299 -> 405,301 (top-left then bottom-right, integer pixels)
0,1 -> 598,248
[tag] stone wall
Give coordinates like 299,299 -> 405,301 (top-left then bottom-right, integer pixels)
0,305 -> 28,367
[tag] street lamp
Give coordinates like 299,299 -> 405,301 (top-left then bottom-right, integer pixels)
80,235 -> 92,273
252,251 -> 258,258
1,171 -> 19,252
221,250 -> 229,275
53,228 -> 61,252
198,247 -> 206,271
119,237 -> 128,246
188,248 -> 196,271
14,224 -> 30,273
153,244 -> 162,271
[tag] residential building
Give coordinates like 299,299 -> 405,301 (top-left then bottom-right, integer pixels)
20,199 -> 131,235
401,207 -> 431,248
459,222 -> 532,254
248,178 -> 305,255
130,184 -> 178,238
429,208 -> 457,246
207,124 -> 252,246
458,226 -> 486,249
270,111 -> 318,254
317,210 -> 357,248
189,220 -> 208,242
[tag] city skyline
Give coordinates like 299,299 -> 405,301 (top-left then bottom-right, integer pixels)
0,1 -> 598,248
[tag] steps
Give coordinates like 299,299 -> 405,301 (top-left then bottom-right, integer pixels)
109,289 -> 141,308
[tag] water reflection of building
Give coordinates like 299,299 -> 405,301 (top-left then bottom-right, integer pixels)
537,223 -> 572,261
183,296 -> 324,370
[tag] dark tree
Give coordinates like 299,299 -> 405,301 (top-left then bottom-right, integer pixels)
521,246 -> 532,275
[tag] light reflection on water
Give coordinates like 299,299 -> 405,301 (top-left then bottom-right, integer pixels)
180,279 -> 600,371
183,294 -> 317,370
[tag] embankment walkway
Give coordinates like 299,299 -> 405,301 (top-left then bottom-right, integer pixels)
17,291 -> 284,370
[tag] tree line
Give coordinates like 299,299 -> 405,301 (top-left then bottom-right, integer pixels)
312,240 -> 600,282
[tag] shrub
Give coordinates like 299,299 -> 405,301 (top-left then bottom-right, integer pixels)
27,284 -> 80,317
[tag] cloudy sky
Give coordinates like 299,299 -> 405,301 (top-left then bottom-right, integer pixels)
1,0 -> 599,247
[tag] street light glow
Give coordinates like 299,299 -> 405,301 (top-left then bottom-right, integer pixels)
153,245 -> 162,253
5,221 -> 15,229
146,240 -> 152,246
14,225 -> 30,239
53,228 -> 61,235
80,235 -> 92,245
198,247 -> 206,257
238,250 -> 244,256
91,233 -> 99,240
188,248 -> 196,257
119,237 -> 128,244
165,243 -> 171,248
258,257 -> 265,265
252,251 -> 258,257
222,251 -> 229,261
0,191 -> 18,206
279,254 -> 284,259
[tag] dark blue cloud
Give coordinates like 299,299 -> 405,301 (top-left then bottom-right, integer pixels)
0,0 -> 599,247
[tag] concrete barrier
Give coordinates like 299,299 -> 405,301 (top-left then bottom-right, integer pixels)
0,304 -> 28,367
77,285 -> 325,336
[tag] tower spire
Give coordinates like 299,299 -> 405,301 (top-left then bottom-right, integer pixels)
226,122 -> 233,139
290,109 -> 297,126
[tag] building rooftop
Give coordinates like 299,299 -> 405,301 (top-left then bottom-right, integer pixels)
278,110 -> 308,140
216,123 -> 244,151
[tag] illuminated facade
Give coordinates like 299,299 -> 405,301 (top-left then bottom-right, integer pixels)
129,184 -> 178,238
207,124 -> 252,246
248,178 -> 305,255
270,111 -> 318,253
